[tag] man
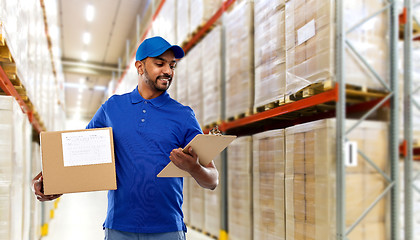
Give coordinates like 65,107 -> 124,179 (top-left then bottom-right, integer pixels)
32,36 -> 219,240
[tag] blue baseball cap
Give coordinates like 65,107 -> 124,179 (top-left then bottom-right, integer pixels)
136,36 -> 185,61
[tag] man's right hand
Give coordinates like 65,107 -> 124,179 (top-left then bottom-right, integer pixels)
32,172 -> 62,202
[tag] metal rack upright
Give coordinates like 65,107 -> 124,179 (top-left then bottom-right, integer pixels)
335,0 -> 400,239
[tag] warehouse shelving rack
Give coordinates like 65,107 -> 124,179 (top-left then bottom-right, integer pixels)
114,0 -> 404,239
335,0 -> 400,239
403,0 -> 420,239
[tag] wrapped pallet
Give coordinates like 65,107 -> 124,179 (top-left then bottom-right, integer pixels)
254,0 -> 286,109
225,0 -> 254,120
187,43 -> 203,125
29,142 -> 42,239
176,0 -> 190,45
182,176 -> 191,225
227,136 -> 253,240
152,0 -> 176,45
285,0 -> 389,96
285,119 -> 388,240
189,0 -> 222,36
0,96 -> 26,240
202,25 -> 222,127
253,129 -> 285,240
175,58 -> 188,105
190,178 -> 205,231
204,155 -> 222,238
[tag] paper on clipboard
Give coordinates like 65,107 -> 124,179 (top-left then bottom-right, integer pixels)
157,134 -> 237,177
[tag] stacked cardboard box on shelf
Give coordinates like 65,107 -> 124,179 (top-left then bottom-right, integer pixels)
202,25 -> 222,126
285,0 -> 389,97
0,96 -> 32,240
253,129 -> 285,240
227,136 -> 253,240
29,142 -> 42,240
224,0 -> 254,119
189,0 -> 222,36
0,0 -> 65,131
203,155 -> 222,238
182,176 -> 191,225
187,43 -> 204,125
254,0 -> 286,108
285,119 -> 388,240
152,0 -> 176,45
176,0 -> 190,46
174,58 -> 188,106
190,178 -> 205,231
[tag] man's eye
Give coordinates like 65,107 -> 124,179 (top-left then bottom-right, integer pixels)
170,65 -> 176,69
156,63 -> 163,66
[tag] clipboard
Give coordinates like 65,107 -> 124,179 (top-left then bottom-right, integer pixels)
157,134 -> 237,177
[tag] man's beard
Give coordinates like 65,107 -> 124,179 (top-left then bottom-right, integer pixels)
143,68 -> 172,92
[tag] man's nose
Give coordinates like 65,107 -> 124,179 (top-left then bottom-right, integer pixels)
162,64 -> 172,75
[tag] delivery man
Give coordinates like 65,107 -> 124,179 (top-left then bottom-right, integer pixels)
32,36 -> 218,240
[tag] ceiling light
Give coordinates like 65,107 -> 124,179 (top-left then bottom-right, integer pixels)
81,51 -> 88,61
83,32 -> 91,44
86,4 -> 95,22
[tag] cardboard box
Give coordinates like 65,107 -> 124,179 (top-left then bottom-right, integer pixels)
40,127 -> 116,195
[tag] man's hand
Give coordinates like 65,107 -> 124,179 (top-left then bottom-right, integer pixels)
32,172 -> 62,202
169,147 -> 200,173
169,147 -> 219,190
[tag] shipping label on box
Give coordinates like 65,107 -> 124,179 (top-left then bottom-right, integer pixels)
40,127 -> 117,195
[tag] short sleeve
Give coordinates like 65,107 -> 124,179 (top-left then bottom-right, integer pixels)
181,108 -> 203,148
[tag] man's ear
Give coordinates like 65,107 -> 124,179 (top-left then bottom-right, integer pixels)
135,60 -> 144,75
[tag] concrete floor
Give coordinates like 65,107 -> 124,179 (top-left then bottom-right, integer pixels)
41,191 -> 214,240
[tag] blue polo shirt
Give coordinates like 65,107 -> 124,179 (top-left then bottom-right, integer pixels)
86,87 -> 202,233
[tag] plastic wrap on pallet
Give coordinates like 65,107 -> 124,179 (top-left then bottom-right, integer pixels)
21,116 -> 32,240
227,136 -> 253,240
202,25 -> 222,126
189,0 -> 222,37
285,118 -> 388,240
225,1 -> 254,119
285,0 -> 389,98
0,96 -> 26,240
254,0 -> 286,109
175,58 -> 188,105
187,43 -> 203,125
152,0 -> 176,45
30,142 -> 42,239
182,176 -> 191,225
176,0 -> 190,45
167,70 -> 177,100
190,177 -> 205,231
253,129 -> 285,240
204,155 -> 221,238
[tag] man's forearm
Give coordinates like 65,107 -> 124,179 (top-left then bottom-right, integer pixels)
189,163 -> 219,190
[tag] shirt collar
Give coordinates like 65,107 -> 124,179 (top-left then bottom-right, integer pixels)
129,86 -> 170,108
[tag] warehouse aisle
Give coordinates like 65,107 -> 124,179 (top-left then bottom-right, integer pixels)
42,191 -> 108,240
41,191 -> 214,240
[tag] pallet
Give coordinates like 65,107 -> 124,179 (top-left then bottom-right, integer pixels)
285,80 -> 388,105
226,110 -> 252,122
204,120 -> 222,131
182,21 -> 217,51
254,97 -> 285,114
285,80 -> 334,104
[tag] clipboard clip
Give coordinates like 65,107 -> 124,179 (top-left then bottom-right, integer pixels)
209,126 -> 222,136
